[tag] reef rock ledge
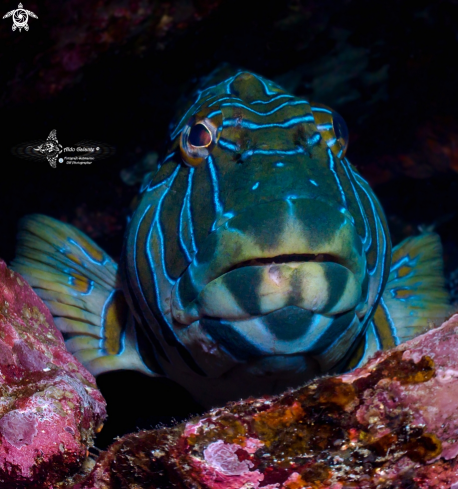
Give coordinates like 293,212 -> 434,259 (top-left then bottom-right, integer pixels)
0,259 -> 106,488
80,313 -> 458,489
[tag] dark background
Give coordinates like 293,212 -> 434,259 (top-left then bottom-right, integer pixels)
1,0 -> 458,449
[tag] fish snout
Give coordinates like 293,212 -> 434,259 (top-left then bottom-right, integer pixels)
172,198 -> 366,371
173,198 -> 365,317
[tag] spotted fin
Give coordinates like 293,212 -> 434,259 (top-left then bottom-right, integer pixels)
347,232 -> 451,369
11,214 -> 156,377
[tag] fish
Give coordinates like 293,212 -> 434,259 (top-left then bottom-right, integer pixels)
11,69 -> 451,408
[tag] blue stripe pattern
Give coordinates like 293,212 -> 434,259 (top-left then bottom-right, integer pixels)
122,69 -> 393,394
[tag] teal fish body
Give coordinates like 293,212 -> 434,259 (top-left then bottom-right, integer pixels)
121,71 -> 392,403
12,71 -> 450,407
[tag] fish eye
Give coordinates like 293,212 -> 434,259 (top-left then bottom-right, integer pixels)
332,111 -> 349,150
188,123 -> 212,148
180,117 -> 218,167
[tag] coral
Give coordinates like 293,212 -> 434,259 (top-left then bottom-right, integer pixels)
0,259 -> 106,488
77,313 -> 458,488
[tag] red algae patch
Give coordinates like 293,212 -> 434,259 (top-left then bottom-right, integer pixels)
0,260 -> 106,487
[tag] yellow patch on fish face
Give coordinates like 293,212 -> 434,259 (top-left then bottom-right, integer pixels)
102,291 -> 128,356
372,304 -> 397,349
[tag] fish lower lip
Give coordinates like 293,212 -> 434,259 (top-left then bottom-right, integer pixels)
172,260 -> 361,325
199,307 -> 360,362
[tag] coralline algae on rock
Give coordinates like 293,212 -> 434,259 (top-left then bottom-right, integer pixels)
0,259 -> 106,487
79,314 -> 458,488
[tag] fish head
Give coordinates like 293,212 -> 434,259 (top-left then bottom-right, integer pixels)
123,71 -> 391,392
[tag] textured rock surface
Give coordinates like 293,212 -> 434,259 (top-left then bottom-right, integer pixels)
0,259 -> 106,487
79,314 -> 458,488
0,0 -> 223,107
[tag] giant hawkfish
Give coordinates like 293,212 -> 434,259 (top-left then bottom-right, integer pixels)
12,70 -> 450,407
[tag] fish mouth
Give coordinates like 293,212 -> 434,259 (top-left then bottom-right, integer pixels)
172,254 -> 361,325
171,198 -> 366,372
171,198 -> 366,325
226,252 -> 337,272
172,254 -> 364,370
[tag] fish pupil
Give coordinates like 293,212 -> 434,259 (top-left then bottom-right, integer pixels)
189,123 -> 212,147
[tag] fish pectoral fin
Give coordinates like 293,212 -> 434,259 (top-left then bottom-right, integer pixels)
11,214 -> 158,377
344,233 -> 451,371
376,232 -> 451,345
68,314 -> 159,377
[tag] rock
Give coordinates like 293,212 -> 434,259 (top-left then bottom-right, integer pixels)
0,0 -> 224,108
78,314 -> 458,488
0,259 -> 106,488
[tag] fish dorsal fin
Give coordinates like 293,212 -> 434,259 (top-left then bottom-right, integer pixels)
346,232 -> 451,370
11,214 -> 157,377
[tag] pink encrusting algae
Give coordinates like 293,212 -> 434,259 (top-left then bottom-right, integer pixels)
77,313 -> 458,488
0,259 -> 106,487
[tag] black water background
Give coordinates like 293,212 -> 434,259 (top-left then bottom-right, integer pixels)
1,0 -> 458,448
